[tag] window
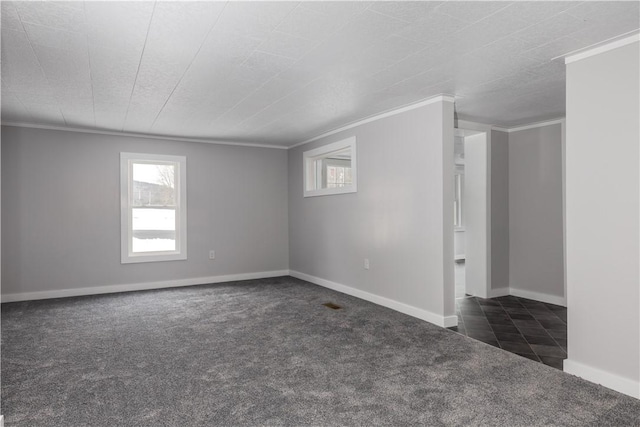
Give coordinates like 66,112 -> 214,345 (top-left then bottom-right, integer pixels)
120,153 -> 187,263
303,137 -> 357,197
454,171 -> 464,228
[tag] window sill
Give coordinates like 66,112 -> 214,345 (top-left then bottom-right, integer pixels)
304,185 -> 357,197
121,252 -> 187,264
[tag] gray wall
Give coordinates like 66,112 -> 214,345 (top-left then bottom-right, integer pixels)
565,41 -> 639,393
490,130 -> 509,291
508,124 -> 564,299
288,101 -> 456,319
1,126 -> 289,295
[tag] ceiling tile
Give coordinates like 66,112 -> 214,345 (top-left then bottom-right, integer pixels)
84,1 -> 154,53
239,51 -> 296,82
143,2 -> 225,63
14,1 -> 86,33
445,7 -> 531,56
568,19 -> 640,48
255,31 -> 318,60
1,2 -> 23,32
12,90 -> 60,107
214,76 -> 310,126
435,1 -> 512,24
522,37 -> 585,62
122,2 -> 226,131
275,4 -> 351,40
94,102 -> 128,130
23,23 -> 87,52
1,29 -> 50,92
367,2 -> 443,23
22,103 -> 65,125
214,2 -> 299,40
397,12 -> 470,44
118,103 -> 158,134
1,1 -> 637,146
32,43 -> 91,85
513,11 -> 594,50
51,80 -> 93,102
567,1 -> 640,26
362,35 -> 431,62
60,111 -> 95,128
317,9 -> 409,60
496,2 -> 582,25
1,91 -> 31,122
89,45 -> 139,103
369,49 -> 442,89
198,27 -> 263,67
300,2 -> 371,18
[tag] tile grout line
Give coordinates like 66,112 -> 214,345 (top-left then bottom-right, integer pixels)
481,300 -> 538,358
462,298 -> 499,346
522,301 -> 568,352
535,302 -> 568,351
513,299 -> 568,361
504,300 -> 547,356
492,300 -> 542,363
458,295 -> 568,369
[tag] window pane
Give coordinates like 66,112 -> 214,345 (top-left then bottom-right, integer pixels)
132,208 -> 176,253
337,167 -> 344,186
132,161 -> 177,253
345,167 -> 352,184
304,140 -> 354,194
132,163 -> 175,207
327,166 -> 337,188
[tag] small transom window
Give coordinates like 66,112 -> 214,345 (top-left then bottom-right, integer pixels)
303,137 -> 357,197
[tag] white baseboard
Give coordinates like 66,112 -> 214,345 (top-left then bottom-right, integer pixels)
509,287 -> 566,307
467,286 -> 565,305
289,270 -> 457,328
563,359 -> 640,399
488,287 -> 510,298
1,270 -> 291,303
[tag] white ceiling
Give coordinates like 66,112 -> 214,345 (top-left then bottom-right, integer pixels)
1,1 -> 638,147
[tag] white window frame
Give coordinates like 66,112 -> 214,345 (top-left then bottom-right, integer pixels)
303,137 -> 357,197
120,152 -> 187,264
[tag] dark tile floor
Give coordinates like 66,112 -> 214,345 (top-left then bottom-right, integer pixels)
448,295 -> 567,370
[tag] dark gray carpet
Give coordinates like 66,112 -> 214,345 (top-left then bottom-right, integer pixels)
2,276 -> 640,426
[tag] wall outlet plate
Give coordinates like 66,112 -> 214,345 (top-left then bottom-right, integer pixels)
364,258 -> 370,270
209,250 -> 215,260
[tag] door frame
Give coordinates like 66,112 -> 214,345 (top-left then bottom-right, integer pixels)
455,120 -> 492,300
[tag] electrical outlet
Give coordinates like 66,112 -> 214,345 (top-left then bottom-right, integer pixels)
364,258 -> 370,270
209,250 -> 215,260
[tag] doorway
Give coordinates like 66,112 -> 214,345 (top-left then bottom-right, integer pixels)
453,126 -> 490,299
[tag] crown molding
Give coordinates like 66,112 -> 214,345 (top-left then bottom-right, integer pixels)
456,119 -> 493,132
3,104 -> 564,148
564,32 -> 640,65
0,121 -> 288,150
289,94 -> 456,149
505,118 -> 565,133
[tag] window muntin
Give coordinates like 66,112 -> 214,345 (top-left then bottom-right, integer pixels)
325,157 -> 352,189
121,153 -> 187,263
303,137 -> 357,197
